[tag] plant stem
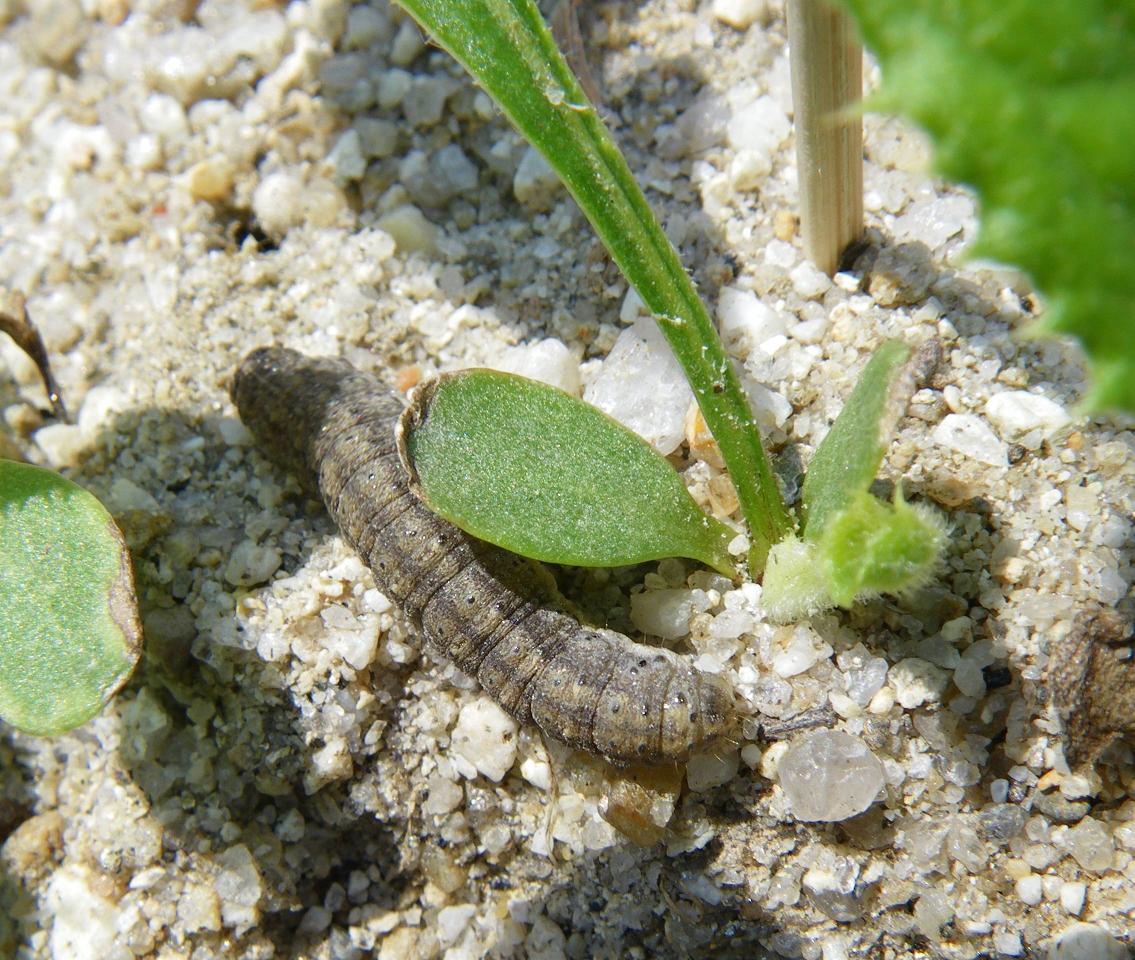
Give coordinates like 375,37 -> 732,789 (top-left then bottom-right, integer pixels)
394,0 -> 793,565
787,0 -> 864,275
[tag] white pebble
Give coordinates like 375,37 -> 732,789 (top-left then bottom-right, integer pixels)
34,423 -> 87,467
686,747 -> 740,791
1059,881 -> 1087,916
765,239 -> 797,268
376,204 -> 438,254
140,92 -> 188,141
252,171 -> 305,237
451,697 -> 519,783
492,338 -> 581,394
867,685 -> 895,715
215,844 -> 263,933
985,390 -> 1072,440
423,774 -> 464,816
931,413 -> 1009,468
437,904 -> 477,946
771,625 -> 831,677
630,588 -> 711,640
1016,874 -> 1042,906
389,18 -> 425,66
224,540 -> 282,587
727,96 -> 790,165
889,658 -> 949,709
728,148 -> 771,191
892,195 -> 974,249
789,261 -> 832,299
952,659 -> 986,698
46,866 -> 120,960
717,286 -> 784,354
1046,923 -> 1130,960
712,0 -> 766,29
584,316 -> 695,455
327,129 -> 367,182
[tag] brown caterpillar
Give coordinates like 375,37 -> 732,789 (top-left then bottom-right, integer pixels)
231,347 -> 735,766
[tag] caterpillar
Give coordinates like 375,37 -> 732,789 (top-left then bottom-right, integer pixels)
231,347 -> 735,766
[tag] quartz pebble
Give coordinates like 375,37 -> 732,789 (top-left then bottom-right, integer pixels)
1060,881 -> 1087,916
437,904 -> 477,945
1064,818 -> 1114,872
1016,874 -> 1043,906
376,204 -> 438,254
932,413 -> 1009,467
214,844 -> 263,934
777,730 -> 885,822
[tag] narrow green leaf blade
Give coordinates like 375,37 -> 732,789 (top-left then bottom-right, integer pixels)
836,0 -> 1135,412
0,460 -> 142,736
801,340 -> 911,538
819,490 -> 947,608
393,0 -> 791,566
400,371 -> 738,576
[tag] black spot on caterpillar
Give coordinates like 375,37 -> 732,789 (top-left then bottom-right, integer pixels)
231,347 -> 735,766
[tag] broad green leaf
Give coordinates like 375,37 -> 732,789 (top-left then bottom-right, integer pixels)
801,340 -> 911,538
393,0 -> 792,567
0,460 -> 142,735
399,371 -> 738,576
818,490 -> 947,608
836,0 -> 1135,412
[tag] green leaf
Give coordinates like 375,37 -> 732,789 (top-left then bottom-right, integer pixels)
836,0 -> 1135,412
801,339 -> 911,538
819,490 -> 947,608
393,0 -> 792,567
0,460 -> 142,735
761,491 -> 947,621
399,370 -> 739,576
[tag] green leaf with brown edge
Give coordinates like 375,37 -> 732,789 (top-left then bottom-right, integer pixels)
0,460 -> 142,735
835,0 -> 1135,412
801,339 -> 912,538
399,370 -> 739,577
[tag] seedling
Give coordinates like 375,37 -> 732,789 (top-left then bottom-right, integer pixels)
393,0 -> 948,618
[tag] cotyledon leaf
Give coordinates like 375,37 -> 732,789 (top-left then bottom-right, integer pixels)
762,340 -> 946,621
801,339 -> 941,538
398,370 -> 739,577
0,459 -> 142,736
835,0 -> 1135,412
